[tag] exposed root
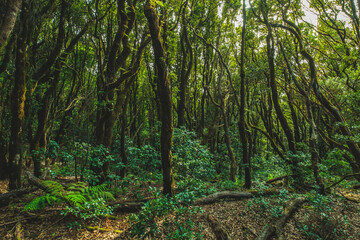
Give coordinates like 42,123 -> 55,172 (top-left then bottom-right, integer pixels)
257,197 -> 306,240
206,215 -> 230,240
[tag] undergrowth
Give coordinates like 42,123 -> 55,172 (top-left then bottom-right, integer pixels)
128,187 -> 203,239
23,180 -> 115,228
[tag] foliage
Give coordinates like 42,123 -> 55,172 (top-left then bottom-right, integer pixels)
297,192 -> 349,239
23,193 -> 62,211
128,187 -> 203,239
172,127 -> 216,182
320,148 -> 352,182
23,180 -> 115,211
177,177 -> 217,198
61,198 -> 113,224
48,142 -> 121,185
247,189 -> 290,219
215,179 -> 243,191
127,144 -> 161,173
251,153 -> 289,182
122,127 -> 216,184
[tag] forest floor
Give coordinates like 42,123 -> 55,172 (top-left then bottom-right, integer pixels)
1,178 -> 360,240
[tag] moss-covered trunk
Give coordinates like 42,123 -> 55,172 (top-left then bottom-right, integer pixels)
8,0 -> 29,189
144,0 -> 175,196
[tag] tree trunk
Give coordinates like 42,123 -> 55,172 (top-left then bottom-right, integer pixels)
239,0 -> 251,189
177,3 -> 193,127
279,42 -> 324,192
262,11 -> 302,184
144,0 -> 175,196
8,0 -> 29,189
220,101 -> 237,182
120,93 -> 130,178
0,0 -> 22,51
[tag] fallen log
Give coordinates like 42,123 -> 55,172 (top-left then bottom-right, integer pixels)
25,171 -> 75,206
111,189 -> 282,212
112,201 -> 146,212
257,197 -> 306,240
24,171 -> 288,214
194,189 -> 281,205
0,186 -> 38,208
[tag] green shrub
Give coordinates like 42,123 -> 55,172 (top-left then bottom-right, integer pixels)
127,144 -> 161,173
247,189 -> 290,219
297,192 -> 348,239
172,127 -> 216,182
61,198 -> 113,225
216,179 -> 242,191
129,187 -> 203,239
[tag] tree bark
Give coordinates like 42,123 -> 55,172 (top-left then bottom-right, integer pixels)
239,0 -> 251,189
0,0 -> 22,51
144,0 -> 175,196
8,0 -> 29,190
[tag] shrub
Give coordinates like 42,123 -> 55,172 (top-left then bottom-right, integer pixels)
297,192 -> 348,240
129,187 -> 203,239
127,144 -> 161,173
247,189 -> 290,219
172,127 -> 216,182
61,198 -> 113,225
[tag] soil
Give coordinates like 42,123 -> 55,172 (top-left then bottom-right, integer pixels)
1,179 -> 360,240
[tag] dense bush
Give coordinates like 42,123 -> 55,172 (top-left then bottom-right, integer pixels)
129,187 -> 203,239
297,192 -> 349,239
172,127 -> 216,182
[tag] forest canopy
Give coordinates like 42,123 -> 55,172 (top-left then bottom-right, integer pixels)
1,0 -> 360,191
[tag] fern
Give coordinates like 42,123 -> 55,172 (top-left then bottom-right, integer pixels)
24,194 -> 62,211
66,182 -> 87,193
24,180 -> 115,212
65,193 -> 87,207
42,180 -> 65,198
86,184 -> 115,201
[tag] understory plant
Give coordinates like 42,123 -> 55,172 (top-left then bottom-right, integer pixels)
246,189 -> 291,219
129,187 -> 203,239
24,180 -> 115,227
297,192 -> 349,239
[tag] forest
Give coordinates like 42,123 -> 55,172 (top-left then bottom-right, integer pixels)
1,0 -> 360,239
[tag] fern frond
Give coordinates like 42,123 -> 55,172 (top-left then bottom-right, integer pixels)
86,184 -> 115,201
66,182 -> 87,193
45,194 -> 62,205
24,196 -> 47,211
101,191 -> 116,201
65,193 -> 87,205
43,180 -> 65,195
24,194 -> 62,211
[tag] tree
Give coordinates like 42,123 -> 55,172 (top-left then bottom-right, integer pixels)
144,0 -> 175,196
8,0 -> 29,189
